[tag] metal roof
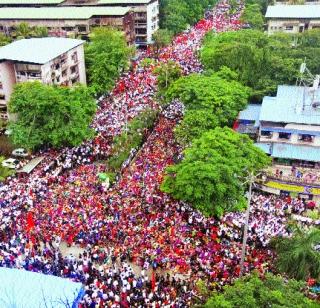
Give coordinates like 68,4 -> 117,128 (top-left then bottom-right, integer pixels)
0,0 -> 64,4
0,6 -> 130,19
98,0 -> 151,4
238,104 -> 261,126
259,85 -> 320,125
0,37 -> 84,64
256,142 -> 320,162
272,143 -> 320,162
266,5 -> 320,19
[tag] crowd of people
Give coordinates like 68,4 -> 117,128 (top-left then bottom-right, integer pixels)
0,1 -> 318,307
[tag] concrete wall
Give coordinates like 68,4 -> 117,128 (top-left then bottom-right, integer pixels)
267,18 -> 320,35
146,0 -> 159,44
0,61 -> 16,106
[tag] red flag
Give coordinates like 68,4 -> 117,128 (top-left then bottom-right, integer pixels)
26,212 -> 35,232
232,120 -> 240,130
151,271 -> 156,291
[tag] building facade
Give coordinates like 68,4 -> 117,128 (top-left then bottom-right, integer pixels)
0,37 -> 86,120
266,5 -> 320,34
0,7 -> 135,44
0,0 -> 158,46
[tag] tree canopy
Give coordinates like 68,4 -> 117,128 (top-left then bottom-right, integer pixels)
161,127 -> 271,216
8,82 -> 96,150
166,70 -> 249,145
152,29 -> 173,55
0,156 -> 13,181
85,27 -> 134,95
240,4 -> 265,30
204,272 -> 317,308
154,60 -> 182,95
272,227 -> 320,281
200,29 -> 320,101
159,0 -> 218,34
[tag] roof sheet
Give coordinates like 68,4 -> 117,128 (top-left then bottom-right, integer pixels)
238,103 -> 261,126
0,267 -> 84,308
0,37 -> 84,64
271,143 -> 320,162
0,0 -> 63,4
98,0 -> 151,4
259,85 -> 320,125
17,156 -> 44,173
255,142 -> 272,154
0,6 -> 130,19
266,5 -> 320,19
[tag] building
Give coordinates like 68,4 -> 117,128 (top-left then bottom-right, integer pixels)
0,6 -> 135,44
0,37 -> 86,120
0,0 -> 159,46
96,0 -> 159,45
266,5 -> 320,34
238,85 -> 320,201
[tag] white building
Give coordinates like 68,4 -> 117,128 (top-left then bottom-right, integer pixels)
0,37 -> 86,120
266,5 -> 320,34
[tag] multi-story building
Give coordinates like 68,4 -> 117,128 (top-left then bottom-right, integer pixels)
0,0 -> 158,46
238,85 -> 320,201
96,0 -> 159,45
0,37 -> 86,120
0,6 -> 135,44
266,5 -> 320,34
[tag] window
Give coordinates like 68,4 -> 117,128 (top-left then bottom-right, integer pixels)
261,131 -> 272,138
278,132 -> 291,140
70,66 -> 78,74
285,26 -> 293,31
71,52 -> 78,63
62,69 -> 67,77
298,134 -> 314,142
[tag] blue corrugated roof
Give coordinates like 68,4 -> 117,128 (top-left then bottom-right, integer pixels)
238,104 -> 261,127
255,142 -> 271,154
259,85 -> 320,125
272,143 -> 320,162
266,5 -> 320,19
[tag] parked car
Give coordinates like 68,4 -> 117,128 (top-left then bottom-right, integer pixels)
12,148 -> 29,158
2,158 -> 20,169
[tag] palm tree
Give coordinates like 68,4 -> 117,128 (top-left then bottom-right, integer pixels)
273,226 -> 320,281
0,156 -> 13,182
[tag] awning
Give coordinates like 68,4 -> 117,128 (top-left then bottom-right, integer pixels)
17,156 -> 44,174
272,143 -> 320,162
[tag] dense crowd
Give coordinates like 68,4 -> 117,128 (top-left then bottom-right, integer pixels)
0,1 -> 318,307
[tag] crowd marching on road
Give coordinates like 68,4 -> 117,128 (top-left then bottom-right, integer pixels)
0,1 -> 318,307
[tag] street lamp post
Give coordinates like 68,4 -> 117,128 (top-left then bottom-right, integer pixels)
239,172 -> 254,277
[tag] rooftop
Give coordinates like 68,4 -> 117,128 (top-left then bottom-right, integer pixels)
238,103 -> 261,126
0,0 -> 64,4
0,6 -> 130,19
259,85 -> 320,125
0,37 -> 84,64
266,5 -> 320,19
98,0 -> 152,4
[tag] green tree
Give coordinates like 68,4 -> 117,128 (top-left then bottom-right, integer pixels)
85,27 -> 134,95
166,71 -> 249,123
32,26 -> 48,37
174,109 -> 220,146
8,82 -> 96,150
204,272 -> 317,308
240,4 -> 265,30
161,127 -> 271,216
14,22 -> 32,39
201,30 -> 300,101
154,60 -> 182,94
0,156 -> 13,181
152,29 -> 173,56
273,227 -> 320,281
0,33 -> 11,46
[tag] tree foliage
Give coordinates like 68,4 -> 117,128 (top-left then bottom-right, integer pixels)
204,272 -> 317,308
200,29 -> 320,101
152,29 -> 173,55
159,0 -> 218,34
0,156 -> 13,181
161,127 -> 271,216
13,22 -> 48,39
272,227 -> 320,281
240,4 -> 265,30
8,82 -> 96,150
154,60 -> 182,94
85,27 -> 134,95
0,33 -> 11,47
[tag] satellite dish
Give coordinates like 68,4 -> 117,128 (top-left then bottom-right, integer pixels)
300,62 -> 306,74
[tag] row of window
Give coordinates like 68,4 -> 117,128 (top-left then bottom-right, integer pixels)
261,131 -> 316,142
